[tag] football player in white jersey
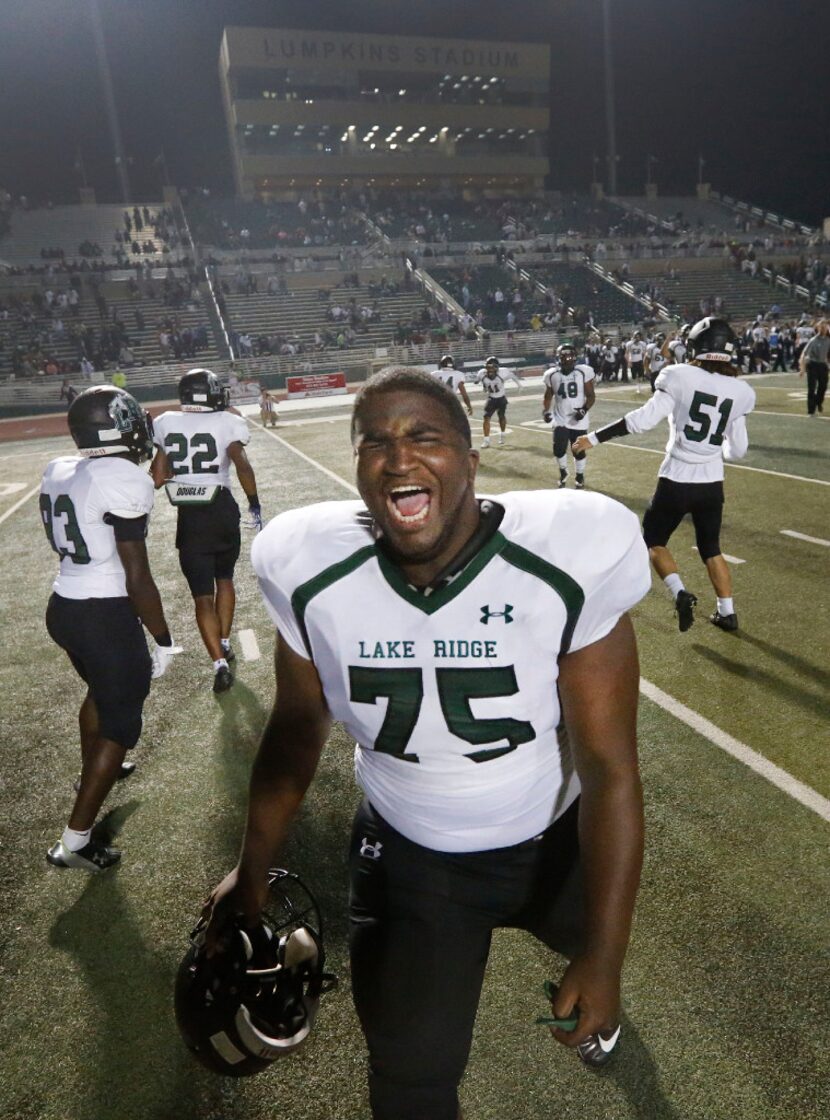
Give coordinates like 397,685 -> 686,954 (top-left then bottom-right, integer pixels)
575,318 -> 756,633
41,387 -> 179,872
431,354 -> 473,416
202,368 -> 651,1118
472,355 -> 521,448
623,330 -> 646,382
644,332 -> 667,391
542,343 -> 596,489
151,368 -> 261,692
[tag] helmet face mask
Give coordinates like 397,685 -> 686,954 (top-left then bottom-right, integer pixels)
557,344 -> 577,372
68,386 -> 154,463
179,368 -> 229,411
175,869 -> 337,1078
485,355 -> 499,371
438,354 -> 455,369
687,317 -> 737,364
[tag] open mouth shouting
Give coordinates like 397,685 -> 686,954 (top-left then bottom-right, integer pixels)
387,484 -> 432,526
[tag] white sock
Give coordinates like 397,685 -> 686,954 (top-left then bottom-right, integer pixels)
220,638 -> 231,652
717,597 -> 734,616
214,658 -> 229,672
557,457 -> 568,471
575,465 -> 585,478
62,826 -> 92,852
664,573 -> 684,598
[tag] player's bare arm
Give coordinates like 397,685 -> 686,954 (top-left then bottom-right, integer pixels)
150,447 -> 171,488
204,635 -> 332,945
227,440 -> 258,501
549,613 -> 643,1048
116,536 -> 170,642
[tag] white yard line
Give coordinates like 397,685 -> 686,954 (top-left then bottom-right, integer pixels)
640,679 -> 830,823
0,483 -> 40,527
693,547 -> 745,564
249,417 -> 359,495
237,629 -> 261,661
780,529 -> 830,547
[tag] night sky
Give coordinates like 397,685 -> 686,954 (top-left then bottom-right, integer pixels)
1,0 -> 828,224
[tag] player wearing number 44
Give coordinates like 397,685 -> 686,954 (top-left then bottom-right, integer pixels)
151,368 -> 261,693
40,387 -> 181,873
201,367 -> 652,1120
573,318 -> 756,634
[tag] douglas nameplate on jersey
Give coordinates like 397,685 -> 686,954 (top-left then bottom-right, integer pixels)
165,482 -> 221,506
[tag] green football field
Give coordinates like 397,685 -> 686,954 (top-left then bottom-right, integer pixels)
0,372 -> 828,1120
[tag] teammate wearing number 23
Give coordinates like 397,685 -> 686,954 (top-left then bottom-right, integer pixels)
151,368 -> 260,693
202,368 -> 651,1120
40,386 -> 179,872
574,318 -> 756,633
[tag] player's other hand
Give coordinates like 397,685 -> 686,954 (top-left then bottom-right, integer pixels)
542,410 -> 553,424
201,866 -> 266,957
246,504 -> 263,532
572,435 -> 592,454
151,640 -> 183,679
546,954 -> 621,1049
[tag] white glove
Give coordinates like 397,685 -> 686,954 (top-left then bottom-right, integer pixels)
151,640 -> 183,679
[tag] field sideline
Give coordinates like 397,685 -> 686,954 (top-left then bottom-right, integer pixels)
0,372 -> 827,1120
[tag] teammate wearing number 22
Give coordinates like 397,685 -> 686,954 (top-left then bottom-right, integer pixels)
574,318 -> 756,633
40,386 -> 179,872
151,368 -> 261,693
202,368 -> 651,1120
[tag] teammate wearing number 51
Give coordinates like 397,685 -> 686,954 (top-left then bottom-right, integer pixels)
574,318 -> 756,633
40,386 -> 180,872
151,368 -> 261,693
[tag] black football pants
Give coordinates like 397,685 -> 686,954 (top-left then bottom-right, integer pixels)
805,361 -> 828,415
348,797 -> 583,1120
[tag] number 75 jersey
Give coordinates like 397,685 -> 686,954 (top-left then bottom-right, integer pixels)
252,491 -> 650,853
626,362 -> 756,482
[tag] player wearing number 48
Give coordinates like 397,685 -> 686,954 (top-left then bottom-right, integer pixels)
200,367 -> 651,1119
151,369 -> 261,693
40,386 -> 181,873
573,318 -> 756,634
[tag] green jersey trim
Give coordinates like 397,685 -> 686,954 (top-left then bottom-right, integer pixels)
374,530 -> 506,614
291,544 -> 376,653
290,530 -> 584,653
499,540 -> 584,654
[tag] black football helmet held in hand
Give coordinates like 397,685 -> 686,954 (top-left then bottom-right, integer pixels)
174,869 -> 337,1077
178,367 -> 229,411
68,386 -> 154,463
687,317 -> 737,364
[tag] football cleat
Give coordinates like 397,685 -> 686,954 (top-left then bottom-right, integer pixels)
47,839 -> 121,872
73,760 -> 136,793
710,610 -> 739,632
498,434 -> 505,446
222,644 -> 236,663
576,1025 -> 621,1069
558,469 -> 568,489
675,589 -> 697,632
213,665 -> 234,694
480,437 -> 491,449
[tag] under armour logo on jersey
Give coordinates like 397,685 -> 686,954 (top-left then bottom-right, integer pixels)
480,604 -> 514,625
359,837 -> 383,861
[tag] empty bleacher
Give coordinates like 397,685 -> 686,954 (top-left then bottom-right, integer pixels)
0,203 -> 185,269
629,264 -> 808,324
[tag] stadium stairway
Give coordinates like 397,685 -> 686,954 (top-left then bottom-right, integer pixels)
0,204 -> 180,268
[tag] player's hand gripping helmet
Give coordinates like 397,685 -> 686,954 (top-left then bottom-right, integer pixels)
178,368 -> 229,411
556,343 -> 577,372
438,354 -> 456,369
687,317 -> 737,364
68,386 -> 154,463
175,869 -> 337,1077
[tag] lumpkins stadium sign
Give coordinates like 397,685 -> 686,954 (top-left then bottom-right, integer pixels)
223,28 -> 548,78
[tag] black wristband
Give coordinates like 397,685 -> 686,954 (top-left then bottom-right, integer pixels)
595,418 -> 629,444
154,629 -> 172,647
247,492 -> 260,509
